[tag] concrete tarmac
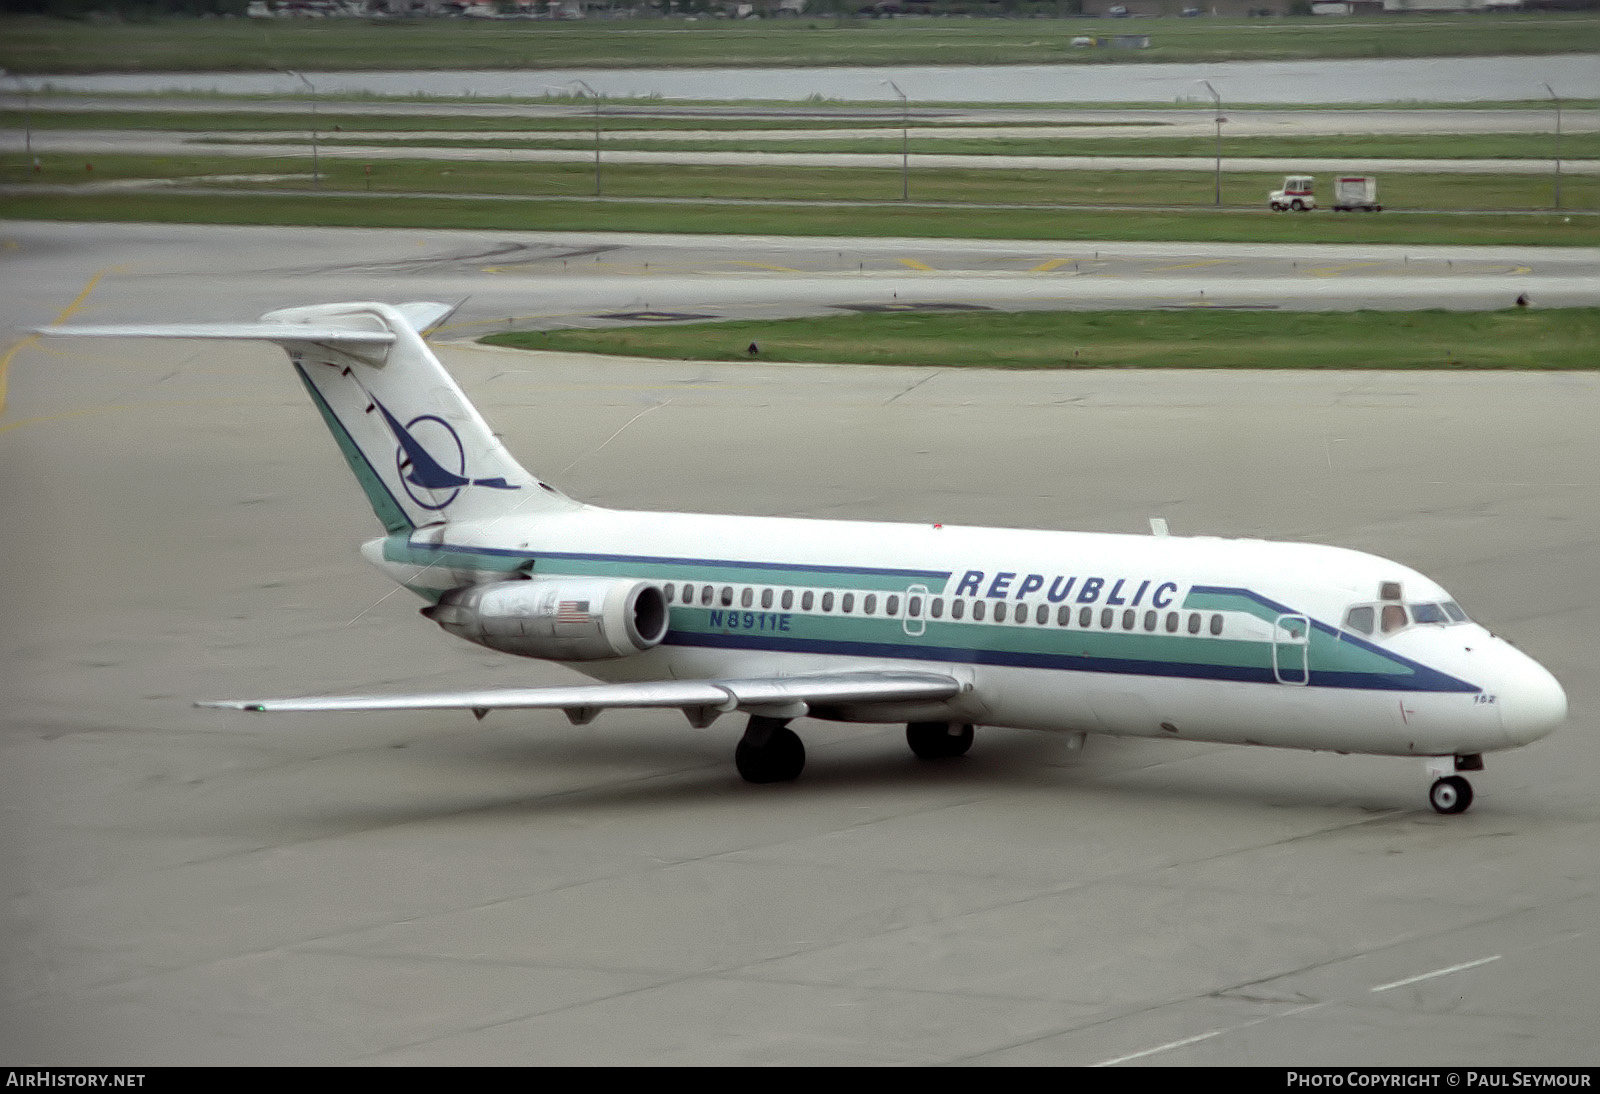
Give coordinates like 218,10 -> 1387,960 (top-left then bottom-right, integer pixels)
1,223 -> 1596,1065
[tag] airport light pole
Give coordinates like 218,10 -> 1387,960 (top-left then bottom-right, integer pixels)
572,79 -> 603,198
1543,82 -> 1563,211
1199,80 -> 1224,208
286,70 -> 320,188
882,79 -> 909,202
2,69 -> 32,164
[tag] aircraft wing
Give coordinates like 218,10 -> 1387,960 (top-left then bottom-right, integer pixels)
198,671 -> 963,727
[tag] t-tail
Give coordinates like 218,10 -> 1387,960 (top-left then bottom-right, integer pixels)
38,301 -> 577,532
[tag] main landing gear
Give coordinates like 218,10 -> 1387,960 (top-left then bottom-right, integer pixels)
735,715 -> 806,784
906,721 -> 974,761
735,718 -> 978,784
1427,754 -> 1483,815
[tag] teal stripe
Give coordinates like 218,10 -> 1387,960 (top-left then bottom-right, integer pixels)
294,364 -> 412,536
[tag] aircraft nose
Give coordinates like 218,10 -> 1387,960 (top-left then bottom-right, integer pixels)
1496,651 -> 1567,746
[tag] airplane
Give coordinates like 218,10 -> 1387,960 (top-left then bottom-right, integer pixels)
39,300 -> 1568,814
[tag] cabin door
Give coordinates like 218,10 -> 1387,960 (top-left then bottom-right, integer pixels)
1273,614 -> 1310,686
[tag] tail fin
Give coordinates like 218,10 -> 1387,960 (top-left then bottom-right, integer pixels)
39,301 -> 578,533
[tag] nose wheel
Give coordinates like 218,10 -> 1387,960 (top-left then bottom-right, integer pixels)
1429,775 -> 1475,815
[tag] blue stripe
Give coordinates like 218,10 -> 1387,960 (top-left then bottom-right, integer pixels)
663,630 -> 1478,693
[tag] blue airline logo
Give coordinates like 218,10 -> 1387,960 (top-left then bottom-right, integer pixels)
954,569 -> 1181,608
372,397 -> 519,511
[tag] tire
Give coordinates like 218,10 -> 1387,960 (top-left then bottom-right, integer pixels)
735,726 -> 805,783
907,721 -> 974,760
1270,202 -> 1283,212
1290,199 -> 1305,212
1428,775 -> 1474,815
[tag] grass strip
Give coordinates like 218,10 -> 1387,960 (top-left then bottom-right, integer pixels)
4,153 -> 1592,215
0,191 -> 1585,247
482,308 -> 1600,370
4,14 -> 1597,74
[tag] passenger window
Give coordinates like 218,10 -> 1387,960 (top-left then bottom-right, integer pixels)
886,595 -> 900,616
1144,610 -> 1157,632
1165,612 -> 1179,633
994,602 -> 1007,623
973,601 -> 986,622
664,585 -> 675,603
1037,604 -> 1050,625
951,599 -> 964,621
864,594 -> 877,615
1123,609 -> 1135,630
682,584 -> 694,602
930,598 -> 943,619
908,596 -> 923,617
1209,614 -> 1223,636
1187,613 -> 1201,635
802,591 -> 814,611
1381,604 -> 1407,633
841,593 -> 854,613
1410,602 -> 1448,625
701,586 -> 714,606
1345,606 -> 1374,635
761,588 -> 773,610
1079,607 -> 1092,627
822,592 -> 835,612
1058,605 -> 1071,626
741,587 -> 753,608
1100,608 -> 1114,629
781,589 -> 794,610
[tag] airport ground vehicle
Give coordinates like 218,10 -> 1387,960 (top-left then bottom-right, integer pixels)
1332,175 -> 1383,212
1269,175 -> 1317,212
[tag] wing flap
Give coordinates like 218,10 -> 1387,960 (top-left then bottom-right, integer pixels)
199,671 -> 961,719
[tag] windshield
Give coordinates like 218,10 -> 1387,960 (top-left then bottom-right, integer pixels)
1343,599 -> 1471,637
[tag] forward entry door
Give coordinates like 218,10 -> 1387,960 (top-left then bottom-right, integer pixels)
1273,614 -> 1310,685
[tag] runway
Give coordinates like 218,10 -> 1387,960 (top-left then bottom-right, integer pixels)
1,222 -> 1597,1065
3,223 -> 1594,340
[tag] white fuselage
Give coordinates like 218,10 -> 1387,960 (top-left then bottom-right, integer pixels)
365,502 -> 1566,759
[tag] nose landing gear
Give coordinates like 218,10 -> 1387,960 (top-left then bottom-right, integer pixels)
1426,754 -> 1483,814
1428,775 -> 1474,815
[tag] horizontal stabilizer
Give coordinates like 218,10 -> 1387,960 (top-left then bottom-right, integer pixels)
199,671 -> 961,719
34,323 -> 396,346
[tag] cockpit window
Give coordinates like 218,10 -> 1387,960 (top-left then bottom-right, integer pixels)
1410,602 -> 1449,625
1381,604 -> 1407,634
1443,601 -> 1469,622
1344,606 -> 1374,635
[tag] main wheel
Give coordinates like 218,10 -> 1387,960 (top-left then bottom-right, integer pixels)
735,725 -> 805,784
1428,775 -> 1474,815
1290,199 -> 1306,211
907,721 -> 974,760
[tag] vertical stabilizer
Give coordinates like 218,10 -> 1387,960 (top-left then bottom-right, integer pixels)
38,301 -> 579,533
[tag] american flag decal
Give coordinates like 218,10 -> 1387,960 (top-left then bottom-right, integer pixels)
556,600 -> 592,623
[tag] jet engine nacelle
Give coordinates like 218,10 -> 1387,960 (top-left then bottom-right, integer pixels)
422,577 -> 669,661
